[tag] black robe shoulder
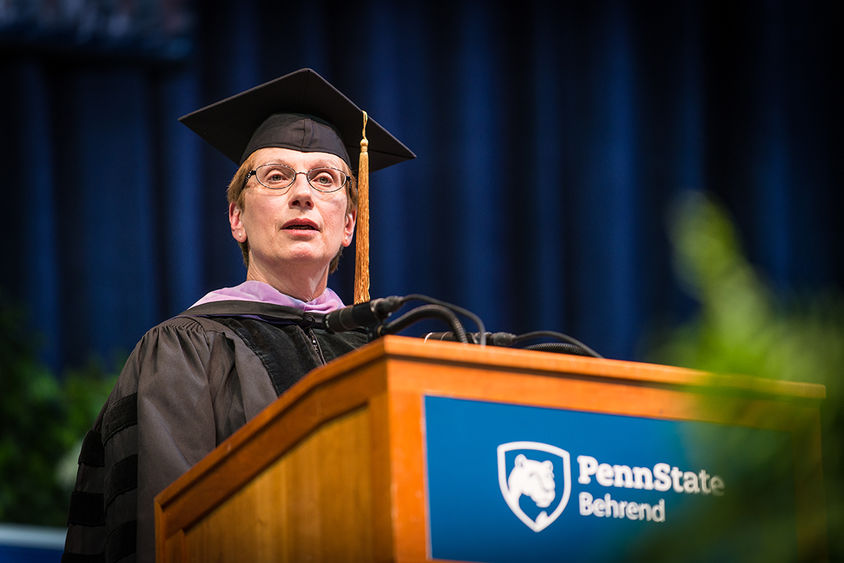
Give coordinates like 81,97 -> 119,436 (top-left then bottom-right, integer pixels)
62,300 -> 368,563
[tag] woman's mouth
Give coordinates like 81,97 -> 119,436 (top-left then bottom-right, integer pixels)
282,219 -> 319,231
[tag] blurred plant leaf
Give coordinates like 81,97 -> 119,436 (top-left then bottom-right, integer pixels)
0,294 -> 117,526
645,190 -> 843,561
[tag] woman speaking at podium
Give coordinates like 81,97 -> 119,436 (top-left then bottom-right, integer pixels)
62,68 -> 414,563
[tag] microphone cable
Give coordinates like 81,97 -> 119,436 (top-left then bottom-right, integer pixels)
323,294 -> 485,346
379,304 -> 469,343
400,294 -> 486,346
421,329 -> 602,358
514,331 -> 603,358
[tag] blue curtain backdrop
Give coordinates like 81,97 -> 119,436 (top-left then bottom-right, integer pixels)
0,0 -> 841,372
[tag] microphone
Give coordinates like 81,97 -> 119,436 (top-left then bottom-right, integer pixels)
424,330 -> 602,357
425,331 -> 517,347
324,296 -> 404,333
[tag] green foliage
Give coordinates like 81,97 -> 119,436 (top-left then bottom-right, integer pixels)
0,297 -> 117,526
645,191 -> 844,561
652,191 -> 844,386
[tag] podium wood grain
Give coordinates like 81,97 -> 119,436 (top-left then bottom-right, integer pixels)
155,335 -> 825,562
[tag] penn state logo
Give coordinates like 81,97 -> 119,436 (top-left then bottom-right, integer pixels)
497,441 -> 571,532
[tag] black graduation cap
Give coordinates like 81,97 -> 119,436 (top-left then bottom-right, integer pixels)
179,68 -> 415,304
178,67 -> 415,172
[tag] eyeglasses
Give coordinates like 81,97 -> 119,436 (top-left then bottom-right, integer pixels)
245,163 -> 349,193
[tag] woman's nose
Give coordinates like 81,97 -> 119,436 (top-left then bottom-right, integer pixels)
287,174 -> 314,208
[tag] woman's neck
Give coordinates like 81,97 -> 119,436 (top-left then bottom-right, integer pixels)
245,263 -> 329,302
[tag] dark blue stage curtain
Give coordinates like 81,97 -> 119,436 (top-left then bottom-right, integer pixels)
1,0 -> 841,372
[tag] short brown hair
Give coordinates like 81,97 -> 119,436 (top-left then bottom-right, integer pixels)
227,155 -> 358,274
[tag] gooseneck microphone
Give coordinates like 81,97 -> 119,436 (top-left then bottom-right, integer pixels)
424,330 -> 603,358
321,294 -> 601,358
424,331 -> 517,347
380,304 -> 469,343
324,296 -> 404,333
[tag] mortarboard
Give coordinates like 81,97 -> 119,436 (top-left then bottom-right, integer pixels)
178,68 -> 415,303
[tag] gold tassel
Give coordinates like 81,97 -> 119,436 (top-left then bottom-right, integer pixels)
354,111 -> 370,304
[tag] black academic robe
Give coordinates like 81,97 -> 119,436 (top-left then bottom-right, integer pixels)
62,300 -> 369,563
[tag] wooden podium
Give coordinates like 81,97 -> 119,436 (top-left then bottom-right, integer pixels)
154,335 -> 826,562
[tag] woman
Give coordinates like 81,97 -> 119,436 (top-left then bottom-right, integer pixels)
62,68 -> 414,563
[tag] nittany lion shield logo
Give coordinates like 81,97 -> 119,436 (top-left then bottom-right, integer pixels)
497,441 -> 571,532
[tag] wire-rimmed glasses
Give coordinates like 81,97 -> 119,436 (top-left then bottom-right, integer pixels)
245,162 -> 349,193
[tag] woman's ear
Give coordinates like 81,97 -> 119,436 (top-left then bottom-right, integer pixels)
229,202 -> 247,243
342,209 -> 357,247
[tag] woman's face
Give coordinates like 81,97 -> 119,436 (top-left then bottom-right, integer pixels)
229,147 -> 356,280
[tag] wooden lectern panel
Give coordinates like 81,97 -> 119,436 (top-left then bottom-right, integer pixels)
184,406 -> 372,561
155,336 -> 826,562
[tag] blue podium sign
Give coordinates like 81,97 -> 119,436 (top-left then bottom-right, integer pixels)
424,395 -> 796,562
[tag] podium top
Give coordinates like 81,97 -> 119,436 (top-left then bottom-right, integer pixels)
155,335 -> 826,563
322,335 -> 826,399
159,335 -> 824,508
